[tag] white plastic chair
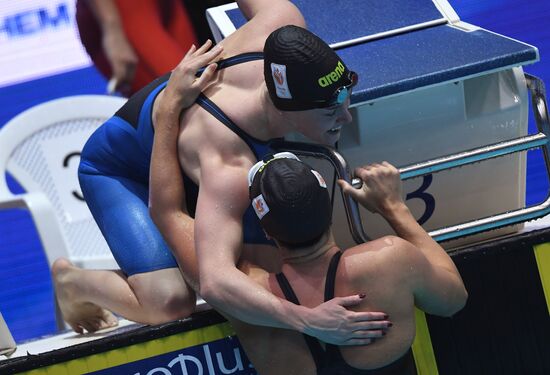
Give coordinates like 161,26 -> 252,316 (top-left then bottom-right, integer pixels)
0,95 -> 126,272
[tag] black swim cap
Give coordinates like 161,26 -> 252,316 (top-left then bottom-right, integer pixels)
249,155 -> 332,246
264,25 -> 357,111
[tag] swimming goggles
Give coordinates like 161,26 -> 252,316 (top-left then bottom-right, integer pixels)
247,152 -> 301,187
287,70 -> 358,110
326,70 -> 358,107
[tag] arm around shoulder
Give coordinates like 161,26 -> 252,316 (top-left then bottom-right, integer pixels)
193,157 -> 308,330
194,157 -> 387,345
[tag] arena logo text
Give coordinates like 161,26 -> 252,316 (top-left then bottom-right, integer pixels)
317,61 -> 345,88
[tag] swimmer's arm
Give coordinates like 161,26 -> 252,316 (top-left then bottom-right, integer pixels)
236,0 -> 305,28
339,162 -> 467,316
382,205 -> 468,316
149,101 -> 198,286
149,43 -> 222,287
195,159 -> 386,345
237,0 -> 294,19
149,42 -> 221,215
194,160 -> 298,325
387,237 -> 467,317
221,0 -> 304,53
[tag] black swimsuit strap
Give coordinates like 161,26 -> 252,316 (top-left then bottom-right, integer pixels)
275,272 -> 327,370
279,252 -> 418,375
324,250 -> 344,302
276,251 -> 344,373
275,272 -> 301,305
323,251 -> 349,362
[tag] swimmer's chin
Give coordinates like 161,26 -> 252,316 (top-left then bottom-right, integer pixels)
323,128 -> 342,144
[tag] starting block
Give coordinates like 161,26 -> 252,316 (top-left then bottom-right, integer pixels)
207,0 -> 544,248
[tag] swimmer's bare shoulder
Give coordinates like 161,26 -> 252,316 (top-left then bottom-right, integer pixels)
340,236 -> 427,296
343,235 -> 466,317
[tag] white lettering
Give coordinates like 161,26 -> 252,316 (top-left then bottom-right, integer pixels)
146,367 -> 171,375
216,348 -> 244,374
203,345 -> 216,375
169,353 -> 203,375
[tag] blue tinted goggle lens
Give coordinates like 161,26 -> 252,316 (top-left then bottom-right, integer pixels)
330,71 -> 357,106
335,87 -> 350,105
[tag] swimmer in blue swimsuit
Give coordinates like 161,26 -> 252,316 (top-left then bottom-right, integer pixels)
53,42 -> 223,333
54,0 -> 390,342
229,155 -> 467,375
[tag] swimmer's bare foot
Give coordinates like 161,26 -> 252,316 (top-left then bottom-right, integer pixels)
52,258 -> 118,334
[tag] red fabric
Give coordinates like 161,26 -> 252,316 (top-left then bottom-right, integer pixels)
76,0 -> 198,94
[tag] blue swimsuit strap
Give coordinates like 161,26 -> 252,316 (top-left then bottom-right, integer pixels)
195,52 -> 269,159
197,52 -> 264,74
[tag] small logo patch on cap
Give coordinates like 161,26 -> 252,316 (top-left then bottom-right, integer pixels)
311,170 -> 327,188
252,194 -> 270,219
271,63 -> 292,99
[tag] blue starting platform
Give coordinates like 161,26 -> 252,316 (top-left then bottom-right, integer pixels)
209,0 -> 538,104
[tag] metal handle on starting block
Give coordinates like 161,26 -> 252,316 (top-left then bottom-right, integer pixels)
272,73 -> 550,244
428,73 -> 550,242
351,131 -> 548,189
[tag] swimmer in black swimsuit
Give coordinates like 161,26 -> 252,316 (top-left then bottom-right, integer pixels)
228,155 -> 467,375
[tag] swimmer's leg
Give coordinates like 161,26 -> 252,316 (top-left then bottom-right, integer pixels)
53,172 -> 196,333
52,260 -> 194,333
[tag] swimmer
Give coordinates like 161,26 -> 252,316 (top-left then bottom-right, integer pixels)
151,19 -> 389,345
55,0 -> 388,341
53,41 -> 221,333
229,154 -> 468,374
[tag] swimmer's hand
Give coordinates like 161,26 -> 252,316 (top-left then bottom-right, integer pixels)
162,40 -> 223,111
303,294 -> 391,345
338,162 -> 404,216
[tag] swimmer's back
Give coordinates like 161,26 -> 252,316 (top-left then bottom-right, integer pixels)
336,236 -> 419,369
235,236 -> 423,374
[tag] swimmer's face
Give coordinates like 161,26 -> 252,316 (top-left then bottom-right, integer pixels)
285,96 -> 353,145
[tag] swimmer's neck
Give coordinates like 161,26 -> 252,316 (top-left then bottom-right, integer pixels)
279,232 -> 339,264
